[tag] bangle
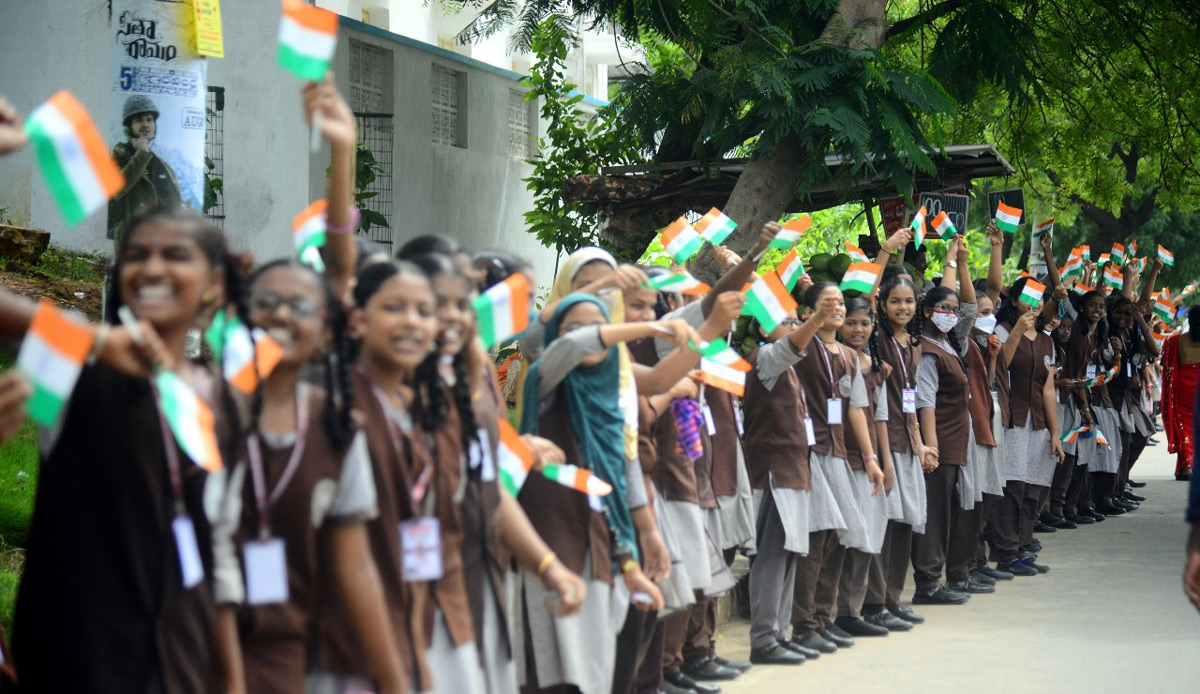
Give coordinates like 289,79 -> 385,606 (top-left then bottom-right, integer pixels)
621,558 -> 639,575
536,552 -> 557,578
88,324 -> 110,365
326,207 -> 361,235
864,453 -> 878,462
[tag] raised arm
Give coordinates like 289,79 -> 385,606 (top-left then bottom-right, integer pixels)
701,222 -> 782,317
636,293 -> 745,395
985,221 -> 1004,306
303,75 -> 359,301
1139,257 -> 1164,310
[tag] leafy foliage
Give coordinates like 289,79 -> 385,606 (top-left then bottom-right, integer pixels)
326,142 -> 390,236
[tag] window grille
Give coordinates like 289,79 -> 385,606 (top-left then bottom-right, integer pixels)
355,112 -> 394,249
349,40 -> 388,113
507,89 -> 535,160
432,65 -> 463,147
204,86 -> 225,230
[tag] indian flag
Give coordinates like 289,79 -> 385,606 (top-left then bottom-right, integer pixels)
1097,252 -> 1110,266
543,463 -> 613,496
1129,239 -> 1139,257
840,261 -> 882,295
1184,284 -> 1196,297
645,270 -> 710,296
845,242 -> 869,263
777,249 -> 804,291
16,301 -> 94,426
293,199 -> 327,271
770,216 -> 811,250
23,91 -> 124,226
278,0 -> 339,81
693,340 -> 752,397
1072,283 -> 1094,296
742,270 -> 797,333
661,217 -> 703,265
1060,252 -> 1083,280
1080,245 -> 1091,261
155,370 -> 222,472
497,419 -> 534,497
1110,243 -> 1126,267
1103,265 -> 1123,289
1159,244 -> 1175,266
931,211 -> 957,240
1154,294 -> 1174,322
1034,218 -> 1055,237
1094,427 -> 1110,447
910,206 -> 928,249
1019,279 -> 1046,307
473,273 -> 531,349
694,207 -> 737,246
1151,332 -> 1165,350
221,321 -> 283,395
1060,425 -> 1087,443
994,202 -> 1022,233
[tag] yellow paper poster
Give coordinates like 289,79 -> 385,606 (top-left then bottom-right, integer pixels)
192,0 -> 224,58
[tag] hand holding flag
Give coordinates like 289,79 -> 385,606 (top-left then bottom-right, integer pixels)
994,202 -> 1022,233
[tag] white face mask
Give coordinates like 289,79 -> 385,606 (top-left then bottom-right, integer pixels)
931,310 -> 959,333
974,313 -> 998,334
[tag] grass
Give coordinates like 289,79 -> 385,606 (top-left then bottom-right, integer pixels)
4,246 -> 107,285
0,419 -> 36,637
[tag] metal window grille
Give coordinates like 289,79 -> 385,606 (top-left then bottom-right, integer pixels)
204,86 -> 225,230
507,89 -> 534,160
349,40 -> 388,113
431,65 -> 462,147
356,112 -> 394,249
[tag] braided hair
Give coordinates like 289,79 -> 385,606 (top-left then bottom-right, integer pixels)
876,277 -> 922,347
842,297 -> 882,373
922,286 -> 968,374
248,259 -> 356,450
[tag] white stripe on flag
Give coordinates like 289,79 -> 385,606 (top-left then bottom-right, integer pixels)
33,104 -> 107,214
279,16 -> 337,59
17,331 -> 82,400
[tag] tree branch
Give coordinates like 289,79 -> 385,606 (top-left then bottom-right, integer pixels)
884,0 -> 969,42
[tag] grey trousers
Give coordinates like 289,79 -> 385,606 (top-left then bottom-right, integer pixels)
748,489 -> 798,649
792,530 -> 843,634
837,548 -> 874,618
865,520 -> 914,612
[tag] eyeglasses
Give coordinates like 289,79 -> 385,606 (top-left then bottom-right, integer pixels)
932,304 -> 961,316
249,292 -> 322,319
780,318 -> 801,328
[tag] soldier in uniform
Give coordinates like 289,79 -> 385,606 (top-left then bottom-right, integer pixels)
107,95 -> 182,239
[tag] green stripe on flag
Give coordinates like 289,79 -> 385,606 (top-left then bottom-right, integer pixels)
26,384 -> 65,426
476,302 -> 499,347
25,120 -> 86,225
278,44 -> 331,81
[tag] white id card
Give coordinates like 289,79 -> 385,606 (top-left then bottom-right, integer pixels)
472,429 -> 497,482
1126,361 -> 1133,377
734,402 -> 745,435
1086,364 -> 1097,379
172,515 -> 204,589
400,517 -> 444,581
827,398 -> 843,425
804,418 -> 816,446
244,538 -> 289,605
702,405 -> 717,436
902,388 -> 917,414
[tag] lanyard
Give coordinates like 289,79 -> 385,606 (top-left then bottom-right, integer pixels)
891,336 -> 913,388
155,402 -> 187,517
360,362 -> 435,513
922,335 -> 958,358
816,340 -> 849,393
246,384 -> 310,539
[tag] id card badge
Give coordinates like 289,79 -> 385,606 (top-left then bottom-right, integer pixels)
734,401 -> 745,436
702,404 -> 717,436
399,517 -> 444,581
902,388 -> 917,414
1126,361 -> 1133,377
244,538 -> 289,605
827,398 -> 843,425
804,418 -> 816,446
1086,364 -> 1097,379
472,429 -> 497,482
172,515 -> 204,589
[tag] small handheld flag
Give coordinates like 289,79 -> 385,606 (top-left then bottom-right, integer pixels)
1093,427 -> 1110,447
1060,425 -> 1087,443
931,211 -> 957,240
840,262 -> 883,295
645,271 -> 710,296
1019,279 -> 1046,307
1033,218 -> 1055,237
770,216 -> 811,250
278,0 -> 339,81
23,91 -> 124,226
473,273 -> 531,349
1060,252 -> 1083,280
1154,294 -> 1174,322
1159,245 -> 1175,266
543,463 -> 613,496
1097,252 -> 1110,266
661,217 -> 704,265
1129,239 -> 1139,257
777,249 -> 804,292
844,242 -> 869,263
1080,245 -> 1091,261
1072,283 -> 1094,296
497,419 -> 534,497
693,208 -> 737,246
219,320 -> 283,395
293,199 -> 327,271
16,301 -> 94,426
994,202 -> 1022,233
742,271 -> 797,333
1151,332 -> 1165,350
155,370 -> 223,472
910,206 -> 928,249
1110,243 -> 1126,267
691,340 -> 752,397
1103,265 -> 1123,289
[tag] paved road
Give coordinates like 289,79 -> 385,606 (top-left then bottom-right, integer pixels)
713,441 -> 1200,693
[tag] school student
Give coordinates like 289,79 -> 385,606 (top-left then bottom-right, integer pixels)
1062,291 -> 1117,522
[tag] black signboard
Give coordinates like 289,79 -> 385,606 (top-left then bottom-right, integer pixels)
918,192 -> 970,234
987,189 -> 1026,222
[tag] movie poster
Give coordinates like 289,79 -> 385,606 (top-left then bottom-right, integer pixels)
108,0 -> 207,240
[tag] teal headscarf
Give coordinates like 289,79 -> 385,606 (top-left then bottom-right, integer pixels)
519,293 -> 638,562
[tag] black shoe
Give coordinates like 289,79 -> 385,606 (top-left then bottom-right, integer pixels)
968,569 -> 998,585
891,604 -> 925,624
977,565 -> 1014,581
1084,508 -> 1107,522
997,559 -> 1038,576
750,643 -> 805,666
1018,553 -> 1050,573
834,616 -> 889,637
948,577 -> 996,594
864,608 -> 913,632
1065,513 -> 1095,525
1178,471 -> 1193,481
1033,521 -> 1058,533
1123,490 -> 1146,502
820,626 -> 854,649
712,657 -> 752,674
1116,497 -> 1139,510
912,585 -> 970,605
661,678 -> 697,694
1129,479 -> 1147,488
779,639 -> 820,659
793,631 -> 838,654
1044,513 -> 1078,529
664,673 -> 721,694
1096,502 -> 1126,516
682,657 -> 741,681
1025,538 -> 1043,553
1145,437 -> 1159,446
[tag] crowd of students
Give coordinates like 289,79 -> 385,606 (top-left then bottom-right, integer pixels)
0,79 -> 1178,694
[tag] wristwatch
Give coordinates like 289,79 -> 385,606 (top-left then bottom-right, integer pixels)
946,260 -> 958,269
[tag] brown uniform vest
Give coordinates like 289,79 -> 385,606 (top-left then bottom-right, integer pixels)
704,387 -> 742,497
1064,323 -> 1113,409
742,346 -> 811,490
424,399 -> 476,647
966,337 -> 998,447
1002,328 -> 1053,431
922,336 -> 971,466
843,363 -> 883,471
318,370 -> 431,690
637,395 -> 660,476
793,341 -> 853,460
628,338 -> 702,504
877,332 -> 922,455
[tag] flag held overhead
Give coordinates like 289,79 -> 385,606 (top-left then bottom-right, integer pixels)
473,273 -> 531,349
844,242 -> 869,263
931,211 -> 957,240
742,271 -> 797,333
694,207 -> 737,246
661,217 -> 704,265
645,271 -> 710,296
777,249 -> 804,292
840,262 -> 882,295
910,206 -> 928,249
994,202 -> 1022,233
1158,244 -> 1175,266
278,0 -> 339,81
770,216 -> 810,250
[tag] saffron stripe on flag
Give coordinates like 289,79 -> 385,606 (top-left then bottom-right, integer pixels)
700,358 -> 748,396
16,301 -> 94,425
473,273 -> 531,349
